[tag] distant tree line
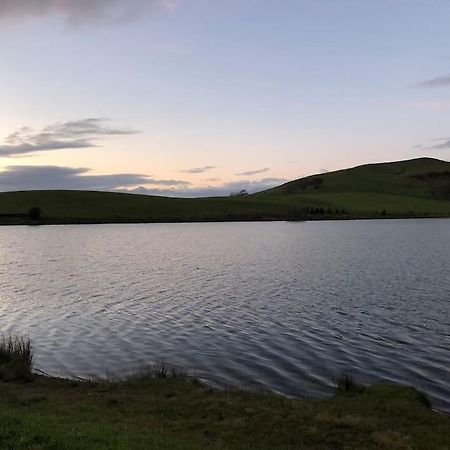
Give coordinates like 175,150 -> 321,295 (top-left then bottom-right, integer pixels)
0,207 -> 42,221
229,189 -> 249,197
288,206 -> 348,217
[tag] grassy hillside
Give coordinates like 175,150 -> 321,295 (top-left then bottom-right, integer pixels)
0,157 -> 449,224
1,375 -> 449,449
0,190 -> 318,224
268,157 -> 450,198
262,157 -> 450,217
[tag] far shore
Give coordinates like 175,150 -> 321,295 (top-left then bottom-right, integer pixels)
1,213 -> 449,227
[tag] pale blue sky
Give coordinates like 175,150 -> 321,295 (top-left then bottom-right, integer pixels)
0,0 -> 449,196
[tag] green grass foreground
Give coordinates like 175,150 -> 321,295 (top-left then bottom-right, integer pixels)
0,374 -> 449,449
0,157 -> 449,225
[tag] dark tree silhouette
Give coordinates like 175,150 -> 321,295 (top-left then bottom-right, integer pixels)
27,207 -> 41,220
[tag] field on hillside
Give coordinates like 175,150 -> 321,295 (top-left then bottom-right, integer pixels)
269,157 -> 450,198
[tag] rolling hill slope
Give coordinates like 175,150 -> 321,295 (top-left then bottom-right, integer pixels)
0,157 -> 449,225
266,157 -> 450,198
259,157 -> 450,218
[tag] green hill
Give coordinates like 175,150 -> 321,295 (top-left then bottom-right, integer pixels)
261,157 -> 450,217
267,157 -> 450,198
0,157 -> 449,224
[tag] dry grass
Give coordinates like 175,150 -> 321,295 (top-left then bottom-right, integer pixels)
0,334 -> 34,382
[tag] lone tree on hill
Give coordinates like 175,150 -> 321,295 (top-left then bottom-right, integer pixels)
27,207 -> 41,221
230,189 -> 249,197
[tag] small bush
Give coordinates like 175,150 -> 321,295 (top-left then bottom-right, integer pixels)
333,373 -> 365,394
27,207 -> 41,221
0,335 -> 34,382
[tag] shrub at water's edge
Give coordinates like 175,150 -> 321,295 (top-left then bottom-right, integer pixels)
0,334 -> 34,382
333,372 -> 366,394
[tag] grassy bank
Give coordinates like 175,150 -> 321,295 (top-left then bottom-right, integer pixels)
0,158 -> 449,225
0,338 -> 449,449
1,373 -> 450,449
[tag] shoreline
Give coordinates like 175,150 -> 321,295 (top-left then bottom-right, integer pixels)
1,213 -> 449,227
34,369 -> 450,416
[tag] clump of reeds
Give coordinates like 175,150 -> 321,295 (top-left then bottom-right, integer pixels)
127,361 -> 187,382
0,334 -> 34,382
333,373 -> 365,394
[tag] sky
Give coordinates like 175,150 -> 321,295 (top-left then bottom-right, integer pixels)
0,0 -> 449,197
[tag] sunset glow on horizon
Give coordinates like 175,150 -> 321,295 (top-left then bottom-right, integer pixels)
1,0 -> 449,196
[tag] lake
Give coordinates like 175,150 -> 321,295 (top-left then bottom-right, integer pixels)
0,219 -> 449,412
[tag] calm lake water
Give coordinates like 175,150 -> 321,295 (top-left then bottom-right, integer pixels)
1,220 -> 449,412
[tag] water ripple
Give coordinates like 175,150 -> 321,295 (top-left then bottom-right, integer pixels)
0,220 -> 449,412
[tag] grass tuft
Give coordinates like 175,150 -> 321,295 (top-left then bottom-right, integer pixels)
0,334 -> 34,382
333,373 -> 365,394
127,361 -> 187,382
415,389 -> 432,408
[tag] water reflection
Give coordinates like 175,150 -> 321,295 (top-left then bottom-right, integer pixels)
0,219 -> 449,412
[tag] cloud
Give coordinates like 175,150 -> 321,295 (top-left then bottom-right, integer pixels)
235,167 -> 270,176
414,76 -> 450,89
431,137 -> 450,142
181,166 -> 216,174
319,168 -> 329,174
0,164 -> 285,196
427,140 -> 450,151
128,177 -> 288,198
412,100 -> 450,110
413,136 -> 450,152
0,118 -> 138,158
0,0 -> 174,25
0,165 -> 189,191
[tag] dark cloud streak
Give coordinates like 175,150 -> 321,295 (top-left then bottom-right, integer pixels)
181,166 -> 215,174
0,164 -> 285,196
427,140 -> 450,151
414,76 -> 450,89
235,167 -> 270,176
0,165 -> 189,191
0,0 -> 172,25
413,136 -> 450,151
0,118 -> 139,157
